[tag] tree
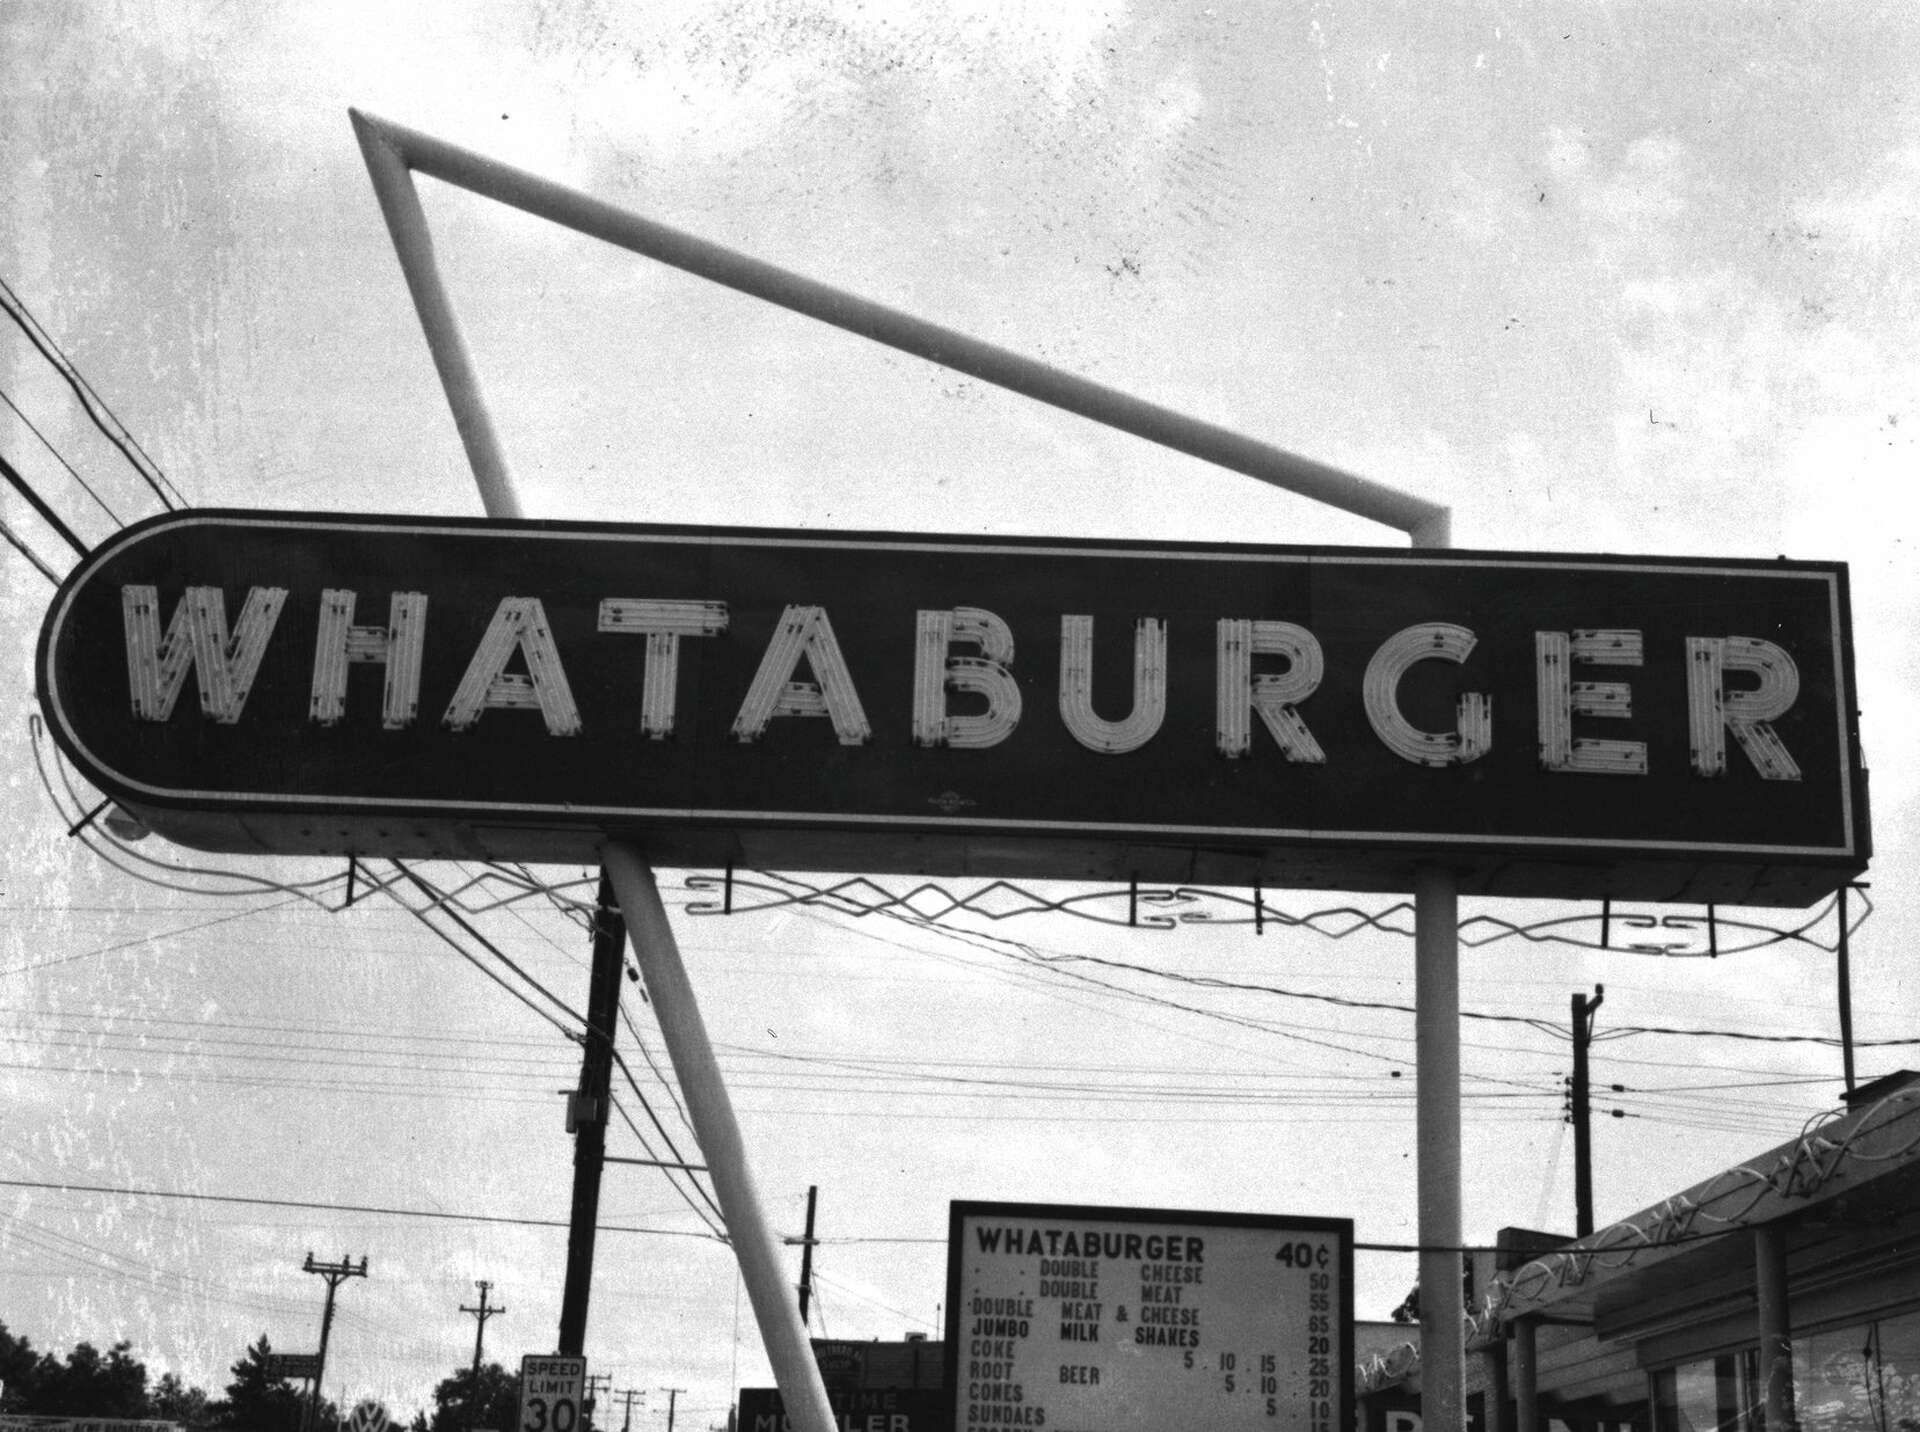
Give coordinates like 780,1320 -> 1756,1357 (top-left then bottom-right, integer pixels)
155,1371 -> 218,1429
0,1322 -> 44,1409
428,1363 -> 518,1432
1390,1256 -> 1479,1324
215,1335 -> 326,1432
1389,1281 -> 1419,1324
34,1340 -> 150,1417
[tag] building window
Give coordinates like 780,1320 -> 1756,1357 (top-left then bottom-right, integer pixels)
1655,1350 -> 1760,1431
1794,1308 -> 1920,1431
1654,1311 -> 1920,1432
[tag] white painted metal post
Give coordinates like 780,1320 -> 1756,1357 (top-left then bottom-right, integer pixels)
347,110 -> 1450,547
351,112 -> 523,520
353,120 -> 833,1432
1415,866 -> 1464,1429
602,846 -> 838,1432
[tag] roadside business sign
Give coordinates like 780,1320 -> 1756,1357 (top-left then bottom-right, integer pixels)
518,1355 -> 586,1432
945,1200 -> 1354,1432
36,509 -> 1867,904
737,1387 -> 946,1432
265,1352 -> 322,1381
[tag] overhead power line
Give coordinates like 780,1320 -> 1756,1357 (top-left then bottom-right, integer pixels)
609,1050 -> 723,1221
1601,1023 -> 1920,1048
386,860 -> 585,1035
0,447 -> 87,557
0,272 -> 185,510
0,1175 -> 725,1240
0,384 -> 125,524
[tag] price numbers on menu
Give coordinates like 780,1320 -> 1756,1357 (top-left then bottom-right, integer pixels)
1203,1351 -> 1285,1417
1277,1240 -> 1335,1432
1180,1240 -> 1339,1425
1273,1240 -> 1330,1270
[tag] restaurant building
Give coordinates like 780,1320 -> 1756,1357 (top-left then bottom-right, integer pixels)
1359,1069 -> 1920,1430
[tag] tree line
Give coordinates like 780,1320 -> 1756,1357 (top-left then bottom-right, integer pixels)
0,1323 -> 522,1432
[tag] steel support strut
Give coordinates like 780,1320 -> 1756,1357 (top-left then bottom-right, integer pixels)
348,108 -> 1448,547
603,847 -> 837,1432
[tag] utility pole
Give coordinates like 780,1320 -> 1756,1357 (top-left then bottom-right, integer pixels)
559,872 -> 627,1356
461,1279 -> 505,1389
658,1388 -> 686,1432
795,1186 -> 818,1327
584,1373 -> 614,1432
613,1389 -> 643,1432
302,1252 -> 369,1432
1570,986 -> 1604,1237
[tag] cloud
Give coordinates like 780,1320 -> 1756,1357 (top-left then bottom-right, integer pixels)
1801,145 -> 1920,252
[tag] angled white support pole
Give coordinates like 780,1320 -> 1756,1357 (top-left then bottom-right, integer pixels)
352,117 -> 835,1432
353,114 -> 523,520
348,108 -> 1448,547
601,848 -> 838,1432
348,108 -> 1459,1432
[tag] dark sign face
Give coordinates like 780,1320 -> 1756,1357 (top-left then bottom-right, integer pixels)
36,511 -> 1867,905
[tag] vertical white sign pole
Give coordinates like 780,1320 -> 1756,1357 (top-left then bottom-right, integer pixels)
353,119 -> 838,1432
1411,512 -> 1464,1431
1414,868 -> 1463,1428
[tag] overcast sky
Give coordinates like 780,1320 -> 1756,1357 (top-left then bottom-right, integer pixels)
4,2 -> 1918,1428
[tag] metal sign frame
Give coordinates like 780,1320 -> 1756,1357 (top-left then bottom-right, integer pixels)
38,510 -> 1864,905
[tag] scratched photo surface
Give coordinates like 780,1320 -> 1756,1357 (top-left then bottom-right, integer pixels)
3,6 -> 1916,1430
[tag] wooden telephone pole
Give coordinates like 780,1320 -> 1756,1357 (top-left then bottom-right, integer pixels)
559,874 -> 627,1355
302,1252 -> 368,1432
461,1279 -> 505,1381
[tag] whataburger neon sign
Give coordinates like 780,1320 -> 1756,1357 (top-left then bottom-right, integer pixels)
38,510 -> 1868,905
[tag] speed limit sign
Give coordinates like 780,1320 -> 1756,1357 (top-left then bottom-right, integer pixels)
519,1355 -> 587,1432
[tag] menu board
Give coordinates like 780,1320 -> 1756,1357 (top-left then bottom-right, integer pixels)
945,1202 -> 1353,1432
